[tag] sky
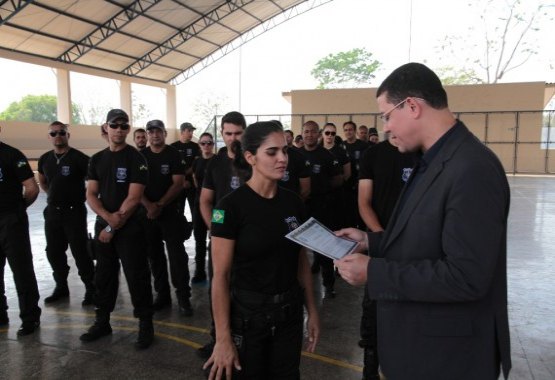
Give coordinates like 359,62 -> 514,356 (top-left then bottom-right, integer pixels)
0,0 -> 553,128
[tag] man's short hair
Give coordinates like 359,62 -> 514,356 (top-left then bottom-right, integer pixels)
133,128 -> 146,136
221,111 -> 246,129
343,121 -> 356,129
49,121 -> 68,130
302,120 -> 319,131
284,130 -> 294,137
358,125 -> 368,131
377,62 -> 448,109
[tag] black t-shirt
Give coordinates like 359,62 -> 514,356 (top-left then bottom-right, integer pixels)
279,147 -> 310,195
344,139 -> 369,190
358,140 -> 416,227
0,142 -> 34,212
171,140 -> 200,169
211,185 -> 306,294
141,145 -> 185,204
192,155 -> 214,199
88,145 -> 148,213
301,145 -> 341,197
202,151 -> 250,205
38,147 -> 89,206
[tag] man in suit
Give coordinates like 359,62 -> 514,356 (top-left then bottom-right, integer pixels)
335,62 -> 511,380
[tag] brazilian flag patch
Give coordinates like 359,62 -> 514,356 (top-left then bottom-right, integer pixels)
212,209 -> 225,224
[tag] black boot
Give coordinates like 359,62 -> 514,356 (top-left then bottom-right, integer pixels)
80,310 -> 112,342
178,297 -> 193,316
135,318 -> 154,349
44,283 -> 69,304
362,348 -> 380,380
191,268 -> 206,284
82,283 -> 95,307
152,293 -> 171,311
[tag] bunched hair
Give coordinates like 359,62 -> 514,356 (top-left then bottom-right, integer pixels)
232,121 -> 284,173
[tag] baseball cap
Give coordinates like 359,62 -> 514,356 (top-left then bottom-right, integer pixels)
368,127 -> 379,137
180,122 -> 196,131
106,109 -> 129,123
146,119 -> 166,131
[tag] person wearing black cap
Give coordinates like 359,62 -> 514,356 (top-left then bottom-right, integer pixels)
140,119 -> 193,316
0,125 -> 41,335
171,122 -> 200,217
80,109 -> 154,349
37,121 -> 95,306
368,127 -> 380,145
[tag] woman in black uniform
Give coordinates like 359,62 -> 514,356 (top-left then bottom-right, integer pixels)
191,132 -> 215,283
204,121 -> 320,380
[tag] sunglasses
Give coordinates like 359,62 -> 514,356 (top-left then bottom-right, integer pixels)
49,130 -> 67,137
108,123 -> 130,130
324,131 -> 336,136
199,141 -> 214,146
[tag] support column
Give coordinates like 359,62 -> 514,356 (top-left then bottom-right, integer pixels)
119,80 -> 132,120
166,85 -> 177,140
56,69 -> 71,123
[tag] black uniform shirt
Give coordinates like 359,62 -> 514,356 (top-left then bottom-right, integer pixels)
301,145 -> 341,197
38,148 -> 89,206
88,145 -> 148,213
211,185 -> 306,294
0,142 -> 34,212
192,155 -> 214,200
171,140 -> 200,169
344,139 -> 369,189
202,150 -> 249,205
141,145 -> 185,204
279,147 -> 310,195
358,140 -> 416,228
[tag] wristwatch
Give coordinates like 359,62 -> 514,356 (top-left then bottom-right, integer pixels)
104,225 -> 113,233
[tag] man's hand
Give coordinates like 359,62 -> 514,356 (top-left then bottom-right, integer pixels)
104,212 -> 125,230
335,228 -> 369,252
98,229 -> 114,243
334,254 -> 370,286
146,202 -> 162,220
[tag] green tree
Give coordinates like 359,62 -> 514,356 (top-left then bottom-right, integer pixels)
434,0 -> 552,84
0,94 -> 83,124
311,48 -> 381,89
434,66 -> 484,85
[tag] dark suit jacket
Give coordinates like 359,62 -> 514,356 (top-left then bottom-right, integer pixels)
366,122 -> 511,380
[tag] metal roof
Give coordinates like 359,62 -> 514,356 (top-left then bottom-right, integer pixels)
0,0 -> 332,85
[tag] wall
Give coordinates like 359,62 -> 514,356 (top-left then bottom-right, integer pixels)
283,82 -> 555,174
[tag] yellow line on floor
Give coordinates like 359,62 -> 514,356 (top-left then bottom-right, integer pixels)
27,311 -> 364,373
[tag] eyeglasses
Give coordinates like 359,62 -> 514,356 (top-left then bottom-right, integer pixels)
49,130 -> 67,137
324,131 -> 336,136
108,123 -> 130,130
199,141 -> 214,146
380,98 -> 410,123
380,97 -> 426,123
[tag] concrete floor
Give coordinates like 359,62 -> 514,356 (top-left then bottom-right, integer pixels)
1,175 -> 554,379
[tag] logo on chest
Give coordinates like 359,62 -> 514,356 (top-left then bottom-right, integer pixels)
312,164 -> 321,174
402,167 -> 413,182
230,175 -> 240,189
281,170 -> 290,182
284,216 -> 300,231
160,164 -> 170,175
0,167 -> 3,182
61,166 -> 70,176
116,167 -> 127,182
186,148 -> 193,157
